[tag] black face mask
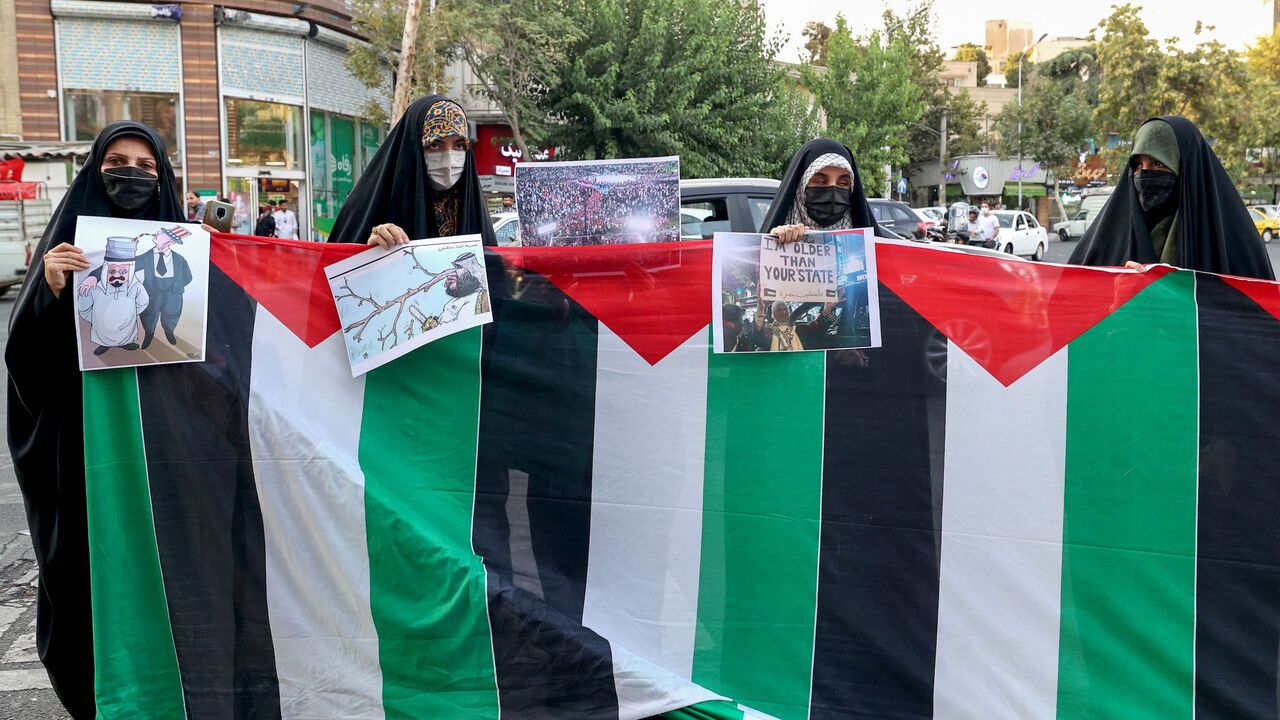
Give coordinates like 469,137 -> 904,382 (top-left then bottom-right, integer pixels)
1133,171 -> 1179,219
101,166 -> 159,211
804,185 -> 851,227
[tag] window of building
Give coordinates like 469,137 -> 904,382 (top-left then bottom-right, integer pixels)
64,90 -> 182,168
224,98 -> 305,170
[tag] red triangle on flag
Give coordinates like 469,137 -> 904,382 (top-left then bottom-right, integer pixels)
878,242 -> 1174,386
212,233 -> 362,348
496,241 -> 713,365
1221,274 -> 1280,325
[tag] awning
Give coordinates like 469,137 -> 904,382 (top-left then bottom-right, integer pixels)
0,182 -> 40,201
1002,183 -> 1046,197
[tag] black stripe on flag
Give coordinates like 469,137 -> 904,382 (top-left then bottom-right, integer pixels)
137,266 -> 281,719
810,285 -> 945,719
473,268 -> 619,717
1195,273 -> 1280,720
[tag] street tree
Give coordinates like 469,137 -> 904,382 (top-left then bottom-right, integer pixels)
544,0 -> 817,178
993,70 -> 1093,180
805,14 -> 923,179
802,21 -> 832,66
953,43 -> 991,85
346,0 -> 466,126
1091,4 -> 1165,134
460,0 -> 582,158
1003,51 -> 1035,88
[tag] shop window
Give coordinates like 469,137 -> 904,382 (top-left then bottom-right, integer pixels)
64,90 -> 182,167
225,98 -> 304,170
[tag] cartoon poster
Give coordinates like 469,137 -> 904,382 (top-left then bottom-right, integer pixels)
711,229 -> 881,354
325,235 -> 493,376
71,216 -> 210,371
515,156 -> 681,246
759,232 -> 838,303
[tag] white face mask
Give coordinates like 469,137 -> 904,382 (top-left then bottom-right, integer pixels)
426,149 -> 467,191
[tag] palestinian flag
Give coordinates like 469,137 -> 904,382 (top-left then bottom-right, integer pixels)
84,235 -> 1280,719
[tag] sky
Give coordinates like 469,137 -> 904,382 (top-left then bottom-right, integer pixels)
763,0 -> 1276,63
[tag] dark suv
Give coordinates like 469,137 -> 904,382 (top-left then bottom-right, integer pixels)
867,199 -> 925,239
679,178 -> 781,238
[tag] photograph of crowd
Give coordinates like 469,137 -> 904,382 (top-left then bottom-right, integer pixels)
712,230 -> 881,354
515,157 -> 681,246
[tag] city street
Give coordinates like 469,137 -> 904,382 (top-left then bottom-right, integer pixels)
0,237 -> 1277,719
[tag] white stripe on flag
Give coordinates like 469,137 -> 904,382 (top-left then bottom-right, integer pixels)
247,310 -> 385,720
933,343 -> 1067,720
581,326 -> 716,718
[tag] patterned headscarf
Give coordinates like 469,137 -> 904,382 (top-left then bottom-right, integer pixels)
421,100 -> 468,147
785,152 -> 856,231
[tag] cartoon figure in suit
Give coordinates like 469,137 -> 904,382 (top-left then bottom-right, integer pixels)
80,225 -> 193,348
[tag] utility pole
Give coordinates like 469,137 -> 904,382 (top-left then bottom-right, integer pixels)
938,109 -> 948,207
1017,33 -> 1048,210
391,0 -> 427,125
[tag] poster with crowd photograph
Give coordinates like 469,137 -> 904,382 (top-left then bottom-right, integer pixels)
712,229 -> 881,354
71,216 -> 210,371
325,235 -> 492,376
514,156 -> 681,246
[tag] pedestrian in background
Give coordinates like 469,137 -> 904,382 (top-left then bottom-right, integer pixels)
1070,115 -> 1273,279
273,198 -> 298,240
6,121 -> 185,720
185,190 -> 205,223
254,202 -> 277,238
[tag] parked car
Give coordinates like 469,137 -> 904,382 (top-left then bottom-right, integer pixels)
1053,209 -> 1092,241
915,206 -> 947,225
1252,204 -> 1279,219
869,198 -> 926,239
991,210 -> 1049,261
1249,207 -> 1278,244
679,177 -> 781,238
490,211 -> 520,246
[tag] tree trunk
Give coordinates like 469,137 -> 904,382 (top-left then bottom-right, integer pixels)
391,0 -> 424,125
508,106 -> 531,161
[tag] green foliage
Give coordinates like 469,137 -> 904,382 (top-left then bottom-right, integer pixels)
802,21 -> 832,66
1248,29 -> 1280,84
543,0 -> 817,178
1003,51 -> 1034,88
805,15 -> 923,176
461,0 -> 583,157
993,72 -> 1094,178
345,0 -> 467,126
953,43 -> 991,86
1091,6 -> 1259,177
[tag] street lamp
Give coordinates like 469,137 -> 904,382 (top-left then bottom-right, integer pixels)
1017,33 -> 1049,209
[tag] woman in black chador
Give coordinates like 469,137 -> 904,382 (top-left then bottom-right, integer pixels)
6,121 -> 183,719
327,95 -> 495,247
1069,115 -> 1273,280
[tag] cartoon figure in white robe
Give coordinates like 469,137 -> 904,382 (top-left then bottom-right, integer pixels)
77,236 -> 149,355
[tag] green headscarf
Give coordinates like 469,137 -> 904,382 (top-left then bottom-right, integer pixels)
1131,119 -> 1180,175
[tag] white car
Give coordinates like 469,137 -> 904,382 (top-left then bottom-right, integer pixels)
992,210 -> 1050,261
1053,209 -> 1092,241
914,206 -> 946,226
490,211 -> 520,246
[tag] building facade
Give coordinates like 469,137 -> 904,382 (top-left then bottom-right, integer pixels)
8,0 -> 391,240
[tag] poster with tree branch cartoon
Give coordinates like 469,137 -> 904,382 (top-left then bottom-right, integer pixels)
324,235 -> 492,376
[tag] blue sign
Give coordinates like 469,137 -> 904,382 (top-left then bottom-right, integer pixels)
896,178 -> 908,194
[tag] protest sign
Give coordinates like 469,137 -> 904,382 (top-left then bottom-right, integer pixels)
759,233 -> 838,303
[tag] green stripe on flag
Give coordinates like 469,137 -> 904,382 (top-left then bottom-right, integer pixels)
83,369 -> 185,719
361,328 -> 499,719
695,345 -> 826,718
1057,271 -> 1198,718
664,699 -> 749,720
